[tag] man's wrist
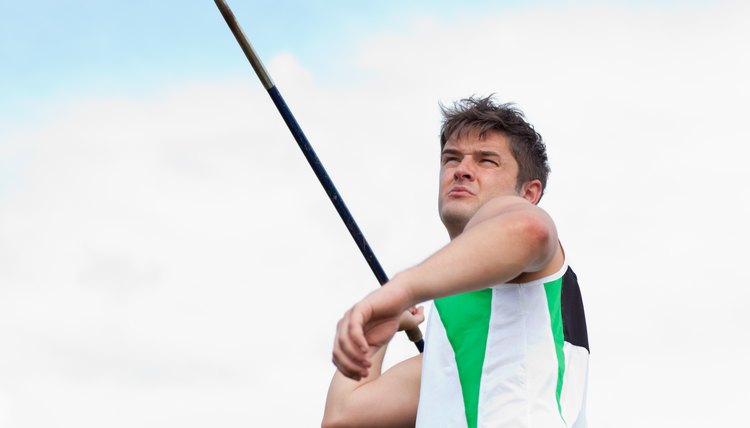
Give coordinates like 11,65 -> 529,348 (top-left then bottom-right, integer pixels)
387,269 -> 421,309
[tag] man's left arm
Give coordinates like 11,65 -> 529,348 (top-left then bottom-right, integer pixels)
332,195 -> 559,380
398,195 -> 558,303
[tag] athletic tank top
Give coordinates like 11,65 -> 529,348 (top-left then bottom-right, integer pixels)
415,259 -> 589,428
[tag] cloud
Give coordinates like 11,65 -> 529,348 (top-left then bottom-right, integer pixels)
1,1 -> 749,426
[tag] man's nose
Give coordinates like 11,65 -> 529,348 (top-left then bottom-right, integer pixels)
453,160 -> 474,181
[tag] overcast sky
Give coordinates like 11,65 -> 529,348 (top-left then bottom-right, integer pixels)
1,1 -> 749,426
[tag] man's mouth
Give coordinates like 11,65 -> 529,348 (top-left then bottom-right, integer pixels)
448,186 -> 474,196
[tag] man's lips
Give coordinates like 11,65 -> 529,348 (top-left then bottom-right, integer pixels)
448,186 -> 475,196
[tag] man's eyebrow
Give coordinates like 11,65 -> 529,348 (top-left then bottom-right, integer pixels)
478,150 -> 501,157
441,148 -> 463,156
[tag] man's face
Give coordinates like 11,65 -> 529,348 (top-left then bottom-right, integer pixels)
438,129 -> 520,237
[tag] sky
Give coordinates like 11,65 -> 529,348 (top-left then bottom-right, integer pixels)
1,0 -> 749,426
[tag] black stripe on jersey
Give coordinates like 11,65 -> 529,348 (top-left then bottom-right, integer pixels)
561,266 -> 590,352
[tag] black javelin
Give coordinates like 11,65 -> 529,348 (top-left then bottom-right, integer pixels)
214,0 -> 424,353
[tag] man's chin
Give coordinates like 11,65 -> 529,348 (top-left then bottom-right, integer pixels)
439,205 -> 476,230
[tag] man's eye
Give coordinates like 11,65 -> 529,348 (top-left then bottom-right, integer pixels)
443,157 -> 459,164
481,159 -> 499,166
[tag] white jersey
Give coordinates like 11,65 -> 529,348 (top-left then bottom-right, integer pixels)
416,260 -> 589,428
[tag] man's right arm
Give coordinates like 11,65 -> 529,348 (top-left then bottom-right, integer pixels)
322,307 -> 424,428
322,352 -> 422,428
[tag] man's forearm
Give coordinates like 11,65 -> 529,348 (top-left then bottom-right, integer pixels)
323,345 -> 387,425
392,205 -> 557,307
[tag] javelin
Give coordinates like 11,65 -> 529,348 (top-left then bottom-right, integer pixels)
214,0 -> 424,353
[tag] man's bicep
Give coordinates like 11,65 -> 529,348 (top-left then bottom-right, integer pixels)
326,354 -> 422,428
471,196 -> 556,257
465,195 -> 553,232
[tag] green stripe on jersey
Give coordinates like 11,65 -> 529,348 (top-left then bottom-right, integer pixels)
435,289 -> 493,428
544,277 -> 567,424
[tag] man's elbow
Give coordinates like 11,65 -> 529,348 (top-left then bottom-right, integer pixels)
525,215 -> 553,247
516,213 -> 556,265
321,403 -> 354,428
321,416 -> 337,428
321,411 -> 348,428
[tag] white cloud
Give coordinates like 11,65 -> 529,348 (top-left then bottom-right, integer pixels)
1,2 -> 749,426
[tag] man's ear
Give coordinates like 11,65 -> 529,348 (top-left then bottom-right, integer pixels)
520,179 -> 543,205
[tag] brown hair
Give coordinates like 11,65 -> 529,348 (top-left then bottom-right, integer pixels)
440,95 -> 550,200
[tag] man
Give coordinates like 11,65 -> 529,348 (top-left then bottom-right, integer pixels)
323,96 -> 589,427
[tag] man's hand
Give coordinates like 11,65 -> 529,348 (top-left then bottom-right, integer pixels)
398,306 -> 425,332
332,283 -> 414,381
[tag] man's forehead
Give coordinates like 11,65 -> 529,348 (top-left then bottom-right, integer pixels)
443,130 -> 511,153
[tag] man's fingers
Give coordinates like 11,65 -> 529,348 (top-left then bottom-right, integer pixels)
335,332 -> 370,367
338,310 -> 370,363
331,308 -> 371,380
332,329 -> 368,379
414,305 -> 425,321
398,305 -> 426,331
348,304 -> 371,354
332,348 -> 368,380
332,334 -> 369,380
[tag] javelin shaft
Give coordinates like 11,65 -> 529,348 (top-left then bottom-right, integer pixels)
214,0 -> 424,353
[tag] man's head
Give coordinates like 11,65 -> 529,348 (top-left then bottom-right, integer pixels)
438,96 -> 550,237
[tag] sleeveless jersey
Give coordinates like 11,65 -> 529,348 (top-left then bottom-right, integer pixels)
415,260 -> 589,428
